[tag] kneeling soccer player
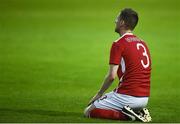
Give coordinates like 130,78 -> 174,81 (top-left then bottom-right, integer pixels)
84,8 -> 152,122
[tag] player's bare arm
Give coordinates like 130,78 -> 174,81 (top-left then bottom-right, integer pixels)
88,64 -> 119,105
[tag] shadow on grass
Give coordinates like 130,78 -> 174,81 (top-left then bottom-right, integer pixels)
0,108 -> 82,117
0,108 -> 130,123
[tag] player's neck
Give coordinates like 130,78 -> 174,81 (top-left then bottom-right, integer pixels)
120,29 -> 132,36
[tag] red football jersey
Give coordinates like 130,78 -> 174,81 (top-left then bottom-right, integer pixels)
109,33 -> 151,97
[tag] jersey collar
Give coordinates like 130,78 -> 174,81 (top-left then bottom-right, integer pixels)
121,32 -> 133,38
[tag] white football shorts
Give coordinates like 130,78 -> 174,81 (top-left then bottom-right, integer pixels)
93,91 -> 148,111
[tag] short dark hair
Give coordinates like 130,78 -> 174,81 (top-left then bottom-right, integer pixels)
119,8 -> 138,30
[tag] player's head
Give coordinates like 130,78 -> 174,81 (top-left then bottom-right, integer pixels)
115,8 -> 138,34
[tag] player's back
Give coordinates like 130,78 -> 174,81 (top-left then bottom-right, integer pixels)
113,33 -> 151,97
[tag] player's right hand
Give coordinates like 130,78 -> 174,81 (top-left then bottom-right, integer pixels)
88,93 -> 102,106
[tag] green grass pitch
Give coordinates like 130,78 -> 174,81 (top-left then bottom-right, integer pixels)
0,0 -> 180,122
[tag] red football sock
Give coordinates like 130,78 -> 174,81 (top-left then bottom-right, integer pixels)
89,108 -> 128,120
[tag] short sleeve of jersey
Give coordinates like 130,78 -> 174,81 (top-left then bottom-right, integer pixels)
109,42 -> 124,65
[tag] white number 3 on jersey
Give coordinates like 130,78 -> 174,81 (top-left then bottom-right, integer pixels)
136,43 -> 150,69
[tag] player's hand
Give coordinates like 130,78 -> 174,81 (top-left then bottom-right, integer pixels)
88,93 -> 102,106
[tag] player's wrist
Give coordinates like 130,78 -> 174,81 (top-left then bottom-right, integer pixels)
97,91 -> 103,96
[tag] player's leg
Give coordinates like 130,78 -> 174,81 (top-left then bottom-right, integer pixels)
117,94 -> 151,122
84,104 -> 129,120
84,91 -> 150,121
84,92 -> 130,120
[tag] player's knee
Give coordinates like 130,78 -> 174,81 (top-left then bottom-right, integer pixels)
84,104 -> 95,117
84,106 -> 90,117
